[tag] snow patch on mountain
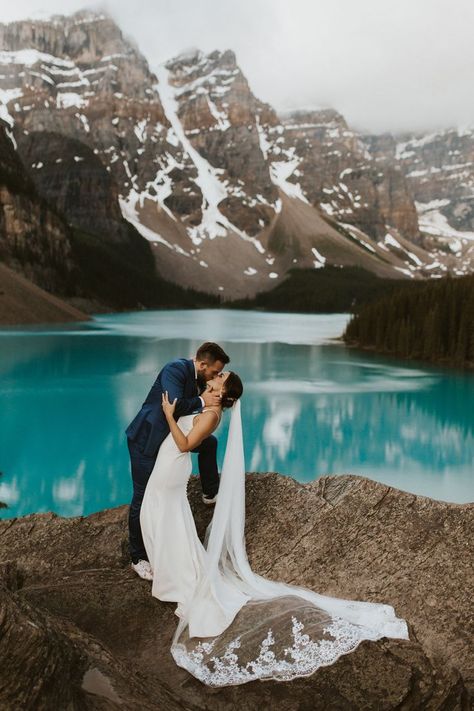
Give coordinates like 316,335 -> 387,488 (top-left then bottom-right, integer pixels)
417,201 -> 474,242
206,94 -> 230,131
56,92 -> 87,109
396,131 -> 445,157
270,159 -> 308,202
0,49 -> 74,68
0,87 -> 23,127
255,115 -> 271,160
340,223 -> 377,254
383,232 -> 429,269
312,247 -> 326,269
153,62 -> 266,255
119,195 -> 189,256
255,119 -> 309,203
154,63 -> 229,243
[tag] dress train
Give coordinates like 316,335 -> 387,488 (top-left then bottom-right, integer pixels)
140,402 -> 409,687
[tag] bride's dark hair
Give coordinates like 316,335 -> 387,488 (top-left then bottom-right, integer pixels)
221,372 -> 243,409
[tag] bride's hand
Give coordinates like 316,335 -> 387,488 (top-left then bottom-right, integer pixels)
162,391 -> 177,419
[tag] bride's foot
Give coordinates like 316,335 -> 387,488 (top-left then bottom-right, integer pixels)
131,559 -> 153,581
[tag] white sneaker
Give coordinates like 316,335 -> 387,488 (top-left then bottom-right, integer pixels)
131,559 -> 153,581
202,493 -> 218,505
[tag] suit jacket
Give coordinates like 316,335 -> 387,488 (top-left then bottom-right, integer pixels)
125,358 -> 203,458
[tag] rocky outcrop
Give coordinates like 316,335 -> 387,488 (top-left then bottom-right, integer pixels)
0,474 -> 471,709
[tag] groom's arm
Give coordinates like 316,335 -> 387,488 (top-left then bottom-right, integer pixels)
160,363 -> 202,418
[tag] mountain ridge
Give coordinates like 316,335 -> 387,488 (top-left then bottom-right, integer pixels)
0,8 -> 472,305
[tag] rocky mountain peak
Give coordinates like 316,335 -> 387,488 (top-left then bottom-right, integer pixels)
0,10 -> 130,65
283,107 -> 348,129
0,9 -> 472,302
166,47 -> 237,75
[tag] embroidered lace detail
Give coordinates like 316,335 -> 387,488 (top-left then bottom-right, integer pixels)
171,616 -> 382,687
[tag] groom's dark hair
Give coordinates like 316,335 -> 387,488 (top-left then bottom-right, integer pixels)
196,342 -> 230,365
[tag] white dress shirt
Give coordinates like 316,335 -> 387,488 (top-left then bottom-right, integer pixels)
193,360 -> 205,409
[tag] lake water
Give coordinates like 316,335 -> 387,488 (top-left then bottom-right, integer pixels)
1,309 -> 473,518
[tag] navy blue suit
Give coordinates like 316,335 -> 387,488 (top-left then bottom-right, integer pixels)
126,358 -> 219,563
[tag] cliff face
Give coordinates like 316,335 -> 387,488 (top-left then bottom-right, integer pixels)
0,474 -> 471,710
367,128 -> 474,274
0,11 -> 170,242
0,119 -> 210,317
0,121 -> 75,293
267,109 -> 420,242
163,48 -> 279,236
18,130 -> 131,242
395,127 -> 474,233
1,10 -> 471,302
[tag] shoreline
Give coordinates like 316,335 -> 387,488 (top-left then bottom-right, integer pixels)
1,469 -> 472,521
344,339 -> 474,372
0,301 -> 353,326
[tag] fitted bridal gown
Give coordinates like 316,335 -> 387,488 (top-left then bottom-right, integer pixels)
140,402 -> 409,687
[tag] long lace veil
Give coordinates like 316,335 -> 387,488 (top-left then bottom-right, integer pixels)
170,400 -> 409,686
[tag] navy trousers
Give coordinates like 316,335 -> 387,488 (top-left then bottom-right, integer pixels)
127,430 -> 219,563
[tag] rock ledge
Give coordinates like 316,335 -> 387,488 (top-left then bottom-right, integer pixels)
0,474 -> 472,710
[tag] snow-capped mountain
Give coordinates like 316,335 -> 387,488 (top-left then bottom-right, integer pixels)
396,129 -> 474,255
365,128 -> 474,274
0,9 -> 472,299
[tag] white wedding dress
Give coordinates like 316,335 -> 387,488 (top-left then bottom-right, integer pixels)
140,402 -> 409,687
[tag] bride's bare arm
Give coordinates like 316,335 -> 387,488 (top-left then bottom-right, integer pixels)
162,391 -> 219,452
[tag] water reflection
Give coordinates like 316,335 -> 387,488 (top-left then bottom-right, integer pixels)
0,310 -> 473,518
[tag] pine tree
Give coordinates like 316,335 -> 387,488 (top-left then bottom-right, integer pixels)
343,274 -> 474,368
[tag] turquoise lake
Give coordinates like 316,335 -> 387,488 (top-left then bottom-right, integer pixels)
1,309 -> 473,518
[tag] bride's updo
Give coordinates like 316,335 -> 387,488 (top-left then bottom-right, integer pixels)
221,372 -> 243,409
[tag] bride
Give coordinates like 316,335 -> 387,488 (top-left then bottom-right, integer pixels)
140,371 -> 409,687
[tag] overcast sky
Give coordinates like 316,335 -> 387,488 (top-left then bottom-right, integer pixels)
1,0 -> 473,134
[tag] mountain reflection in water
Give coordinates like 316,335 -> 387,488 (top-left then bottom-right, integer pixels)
0,310 -> 472,517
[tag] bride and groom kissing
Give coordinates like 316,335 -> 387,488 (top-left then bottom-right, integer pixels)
125,342 -> 240,581
125,342 -> 409,687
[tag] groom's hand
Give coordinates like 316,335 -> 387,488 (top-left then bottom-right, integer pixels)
202,390 -> 221,408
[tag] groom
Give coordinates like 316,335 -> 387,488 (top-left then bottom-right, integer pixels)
125,342 -> 230,580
